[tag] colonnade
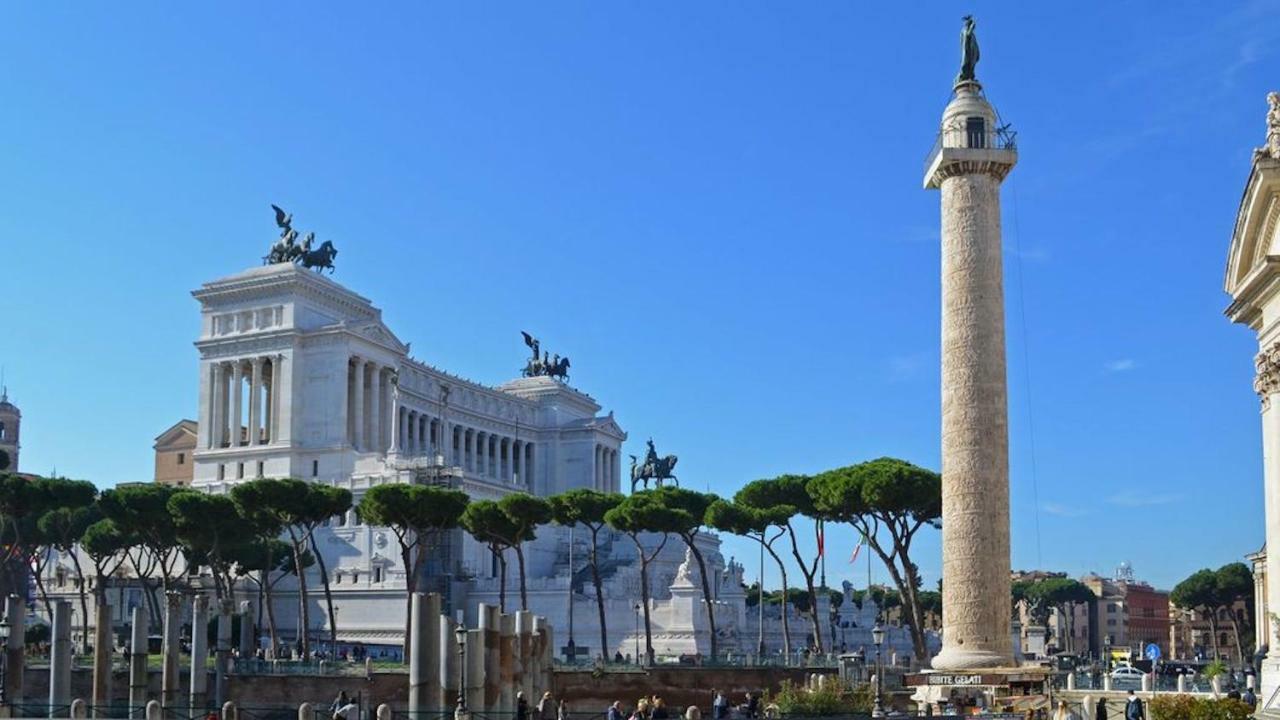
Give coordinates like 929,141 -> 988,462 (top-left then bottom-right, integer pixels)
348,357 -> 394,452
205,355 -> 283,449
394,405 -> 536,486
594,444 -> 620,491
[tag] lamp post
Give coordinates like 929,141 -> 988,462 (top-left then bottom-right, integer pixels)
566,524 -> 576,664
454,625 -> 467,720
871,624 -> 885,719
633,603 -> 641,664
0,615 -> 9,706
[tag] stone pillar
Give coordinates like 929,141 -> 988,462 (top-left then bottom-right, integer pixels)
249,357 -> 263,446
924,78 -> 1018,671
190,596 -> 209,717
408,593 -> 442,713
215,600 -> 232,708
531,617 -> 548,697
1177,674 -> 1187,693
540,620 -> 553,696
516,611 -> 534,701
465,629 -> 484,713
5,594 -> 24,705
229,361 -> 243,446
1066,672 -> 1076,691
369,365 -> 382,453
145,701 -> 161,720
498,613 -> 515,711
50,600 -> 71,717
129,606 -> 149,719
441,615 -> 459,711
239,602 -> 255,658
478,605 -> 500,713
271,353 -> 286,443
162,593 -> 181,709
352,359 -> 366,450
209,363 -> 225,448
465,430 -> 475,473
91,601 -> 111,717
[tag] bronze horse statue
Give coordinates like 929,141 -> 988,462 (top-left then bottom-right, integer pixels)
299,240 -> 338,273
630,452 -> 678,493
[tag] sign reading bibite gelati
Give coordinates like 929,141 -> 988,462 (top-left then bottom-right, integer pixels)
904,673 -> 1010,687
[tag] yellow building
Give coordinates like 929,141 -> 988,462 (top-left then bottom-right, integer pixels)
153,419 -> 197,486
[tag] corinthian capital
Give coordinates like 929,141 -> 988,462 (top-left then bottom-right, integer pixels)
1254,342 -> 1280,408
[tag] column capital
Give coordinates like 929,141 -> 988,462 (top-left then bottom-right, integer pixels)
1256,341 -> 1280,409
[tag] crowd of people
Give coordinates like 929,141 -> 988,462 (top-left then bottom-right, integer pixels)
605,690 -> 763,720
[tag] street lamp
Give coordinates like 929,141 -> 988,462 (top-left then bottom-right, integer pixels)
0,616 -> 9,706
633,603 -> 641,664
454,625 -> 468,720
871,624 -> 885,719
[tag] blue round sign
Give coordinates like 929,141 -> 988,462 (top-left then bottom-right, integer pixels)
1144,643 -> 1161,661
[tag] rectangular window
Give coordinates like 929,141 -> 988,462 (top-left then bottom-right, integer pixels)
1107,619 -> 1116,627
177,453 -> 185,465
313,460 -> 319,477
218,464 -> 225,481
256,461 -> 264,477
966,116 -> 987,148
374,567 -> 383,583
237,462 -> 244,479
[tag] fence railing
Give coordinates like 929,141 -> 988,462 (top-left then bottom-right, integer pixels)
923,126 -> 1017,175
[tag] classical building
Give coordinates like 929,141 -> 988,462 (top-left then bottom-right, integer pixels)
0,385 -> 20,473
153,419 -> 197,486
1224,90 -> 1280,705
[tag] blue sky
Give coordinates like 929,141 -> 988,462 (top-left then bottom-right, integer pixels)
2,2 -> 1278,593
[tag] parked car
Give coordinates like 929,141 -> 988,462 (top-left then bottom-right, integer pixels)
1110,665 -> 1145,683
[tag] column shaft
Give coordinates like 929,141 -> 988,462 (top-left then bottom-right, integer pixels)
249,357 -> 264,445
352,359 -> 366,451
369,365 -> 382,453
229,361 -> 243,447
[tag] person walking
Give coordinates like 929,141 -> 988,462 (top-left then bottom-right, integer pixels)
1243,686 -> 1258,709
1052,700 -> 1078,720
745,693 -> 759,720
652,699 -> 670,720
608,701 -> 625,720
539,692 -> 557,720
1096,697 -> 1108,720
517,692 -> 530,720
558,699 -> 568,720
712,691 -> 727,720
1123,690 -> 1143,720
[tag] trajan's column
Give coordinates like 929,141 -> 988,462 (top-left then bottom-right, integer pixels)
924,17 -> 1018,671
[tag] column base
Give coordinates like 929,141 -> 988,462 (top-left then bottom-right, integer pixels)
931,645 -> 1011,671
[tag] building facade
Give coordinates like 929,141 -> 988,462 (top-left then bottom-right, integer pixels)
153,419 -> 197,486
0,385 -> 20,473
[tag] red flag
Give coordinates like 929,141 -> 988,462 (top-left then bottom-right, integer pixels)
816,519 -> 825,558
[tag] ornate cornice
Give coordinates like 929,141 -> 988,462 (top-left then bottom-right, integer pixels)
1255,341 -> 1280,409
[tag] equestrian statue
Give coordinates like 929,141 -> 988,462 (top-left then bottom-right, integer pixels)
630,438 -> 678,492
264,204 -> 338,273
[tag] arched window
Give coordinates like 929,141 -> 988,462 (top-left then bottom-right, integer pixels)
0,421 -> 6,440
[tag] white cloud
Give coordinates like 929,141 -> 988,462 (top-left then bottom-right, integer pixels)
1042,502 -> 1084,518
1107,491 -> 1183,508
1105,359 -> 1137,373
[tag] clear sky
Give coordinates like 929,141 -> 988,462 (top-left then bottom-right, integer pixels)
2,2 -> 1278,594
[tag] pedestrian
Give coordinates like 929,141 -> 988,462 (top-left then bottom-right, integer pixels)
632,698 -> 651,720
517,692 -> 530,720
1124,690 -> 1143,720
712,691 -> 727,720
539,692 -> 557,720
1243,686 -> 1258,708
746,693 -> 759,720
685,707 -> 701,720
558,699 -> 568,720
1096,697 -> 1108,720
652,698 -> 670,720
1228,685 -> 1242,701
608,701 -> 624,720
329,691 -> 350,717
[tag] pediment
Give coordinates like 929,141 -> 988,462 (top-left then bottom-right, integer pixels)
1226,160 -> 1280,298
354,322 -> 408,354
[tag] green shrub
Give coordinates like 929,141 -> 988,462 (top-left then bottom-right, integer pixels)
1202,659 -> 1228,680
1150,695 -> 1252,720
767,679 -> 871,716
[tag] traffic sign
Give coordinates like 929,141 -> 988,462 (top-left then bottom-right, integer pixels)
1144,643 -> 1161,662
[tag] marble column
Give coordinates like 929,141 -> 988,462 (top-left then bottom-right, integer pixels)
230,361 -> 243,447
464,628 -> 484,713
369,365 -> 382,453
215,600 -> 232,708
408,593 -> 442,714
239,602 -> 255,658
271,354 -> 284,442
129,607 -> 148,719
925,78 -> 1018,671
466,430 -> 476,473
499,613 -> 515,711
249,357 -> 263,446
162,593 -> 181,709
405,411 -> 416,456
92,601 -> 112,716
190,596 -> 209,716
479,605 -> 500,713
5,594 -> 24,705
210,364 -> 226,448
50,600 -> 71,716
501,439 -> 511,483
516,611 -> 533,702
352,359 -> 366,451
440,615 -> 459,711
476,432 -> 487,476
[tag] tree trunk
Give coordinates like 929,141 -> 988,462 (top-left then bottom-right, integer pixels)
866,536 -> 929,665
288,532 -> 311,658
639,559 -> 655,666
69,551 -> 91,655
497,550 -> 508,613
589,527 -> 608,661
515,544 -> 529,611
1229,610 -> 1246,663
764,543 -> 792,656
685,536 -> 718,660
786,525 -> 823,652
1207,609 -> 1221,661
32,549 -> 54,621
309,532 -> 340,651
264,574 -> 281,658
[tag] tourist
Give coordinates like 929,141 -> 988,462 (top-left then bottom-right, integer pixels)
632,698 -> 651,720
1243,686 -> 1258,708
1227,684 -> 1242,700
745,693 -> 759,720
1095,697 -> 1108,720
1124,690 -> 1143,720
652,698 -> 670,720
1052,701 -> 1078,720
517,692 -> 530,720
685,707 -> 701,720
538,692 -> 556,720
329,691 -> 350,716
712,691 -> 727,720
608,701 -> 624,720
